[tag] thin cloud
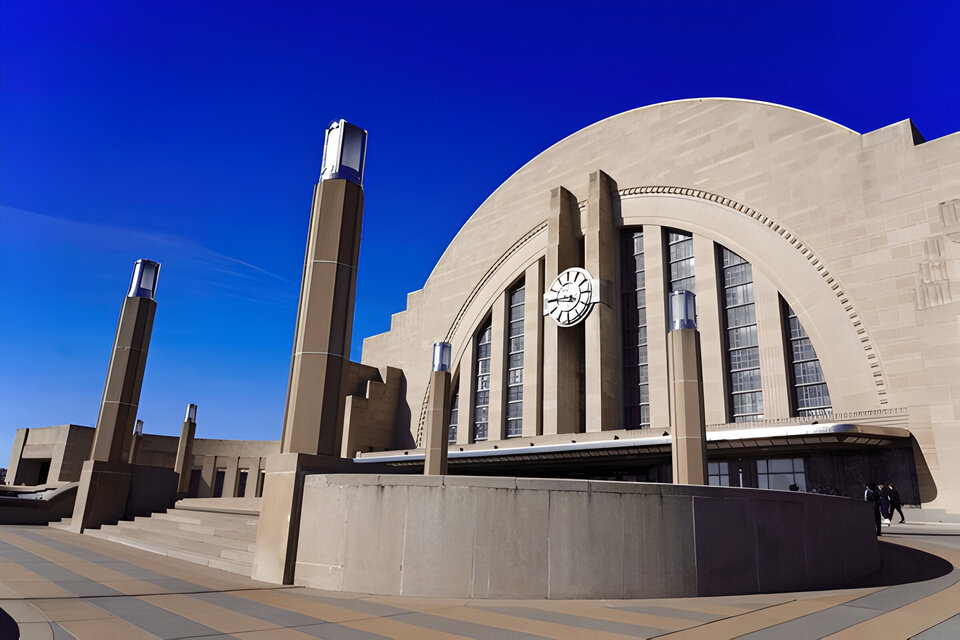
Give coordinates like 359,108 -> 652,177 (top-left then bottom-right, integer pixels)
0,205 -> 296,304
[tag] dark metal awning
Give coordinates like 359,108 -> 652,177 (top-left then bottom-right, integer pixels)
353,423 -> 912,467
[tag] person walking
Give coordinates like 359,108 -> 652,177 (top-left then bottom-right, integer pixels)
865,483 -> 881,536
878,483 -> 892,525
888,483 -> 906,523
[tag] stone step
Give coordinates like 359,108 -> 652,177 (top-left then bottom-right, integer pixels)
86,526 -> 254,577
174,497 -> 261,517
81,506 -> 258,577
152,509 -> 260,529
126,514 -> 257,543
48,517 -> 72,531
111,522 -> 256,555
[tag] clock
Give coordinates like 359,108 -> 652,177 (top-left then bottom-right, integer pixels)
543,267 -> 597,327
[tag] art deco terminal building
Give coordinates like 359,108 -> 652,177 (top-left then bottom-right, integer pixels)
5,99 -> 959,517
342,98 -> 960,511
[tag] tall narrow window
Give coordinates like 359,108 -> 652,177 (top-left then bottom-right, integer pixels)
783,302 -> 832,416
473,321 -> 492,441
448,390 -> 459,444
621,230 -> 649,428
506,284 -> 525,437
666,229 -> 695,293
720,247 -> 763,422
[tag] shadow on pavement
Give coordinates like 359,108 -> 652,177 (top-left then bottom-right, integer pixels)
0,605 -> 19,639
845,540 -> 954,588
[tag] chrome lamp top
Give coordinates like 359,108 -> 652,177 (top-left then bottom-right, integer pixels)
432,342 -> 452,373
669,290 -> 697,331
127,259 -> 161,299
320,119 -> 367,186
185,403 -> 198,423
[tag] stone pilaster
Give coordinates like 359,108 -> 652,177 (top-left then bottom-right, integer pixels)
280,178 -> 364,457
691,236 -> 727,425
522,260 -> 544,437
542,186 -> 581,435
754,270 -> 791,419
644,227 -> 670,429
669,329 -> 708,485
424,370 -> 451,475
174,417 -> 197,497
584,170 -> 621,431
488,293 -> 507,440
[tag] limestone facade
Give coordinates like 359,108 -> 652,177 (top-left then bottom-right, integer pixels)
357,99 -> 960,510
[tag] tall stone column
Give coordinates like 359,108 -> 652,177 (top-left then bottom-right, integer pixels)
668,291 -> 708,485
521,260 -> 544,437
457,336 -> 476,444
253,119 -> 368,585
127,420 -> 143,464
174,404 -> 198,497
584,170 -> 621,431
424,343 -> 452,476
71,259 -> 160,532
487,293 -> 507,440
691,236 -> 727,425
542,186 -> 581,435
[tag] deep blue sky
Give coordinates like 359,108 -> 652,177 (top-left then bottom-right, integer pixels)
2,1 -> 958,461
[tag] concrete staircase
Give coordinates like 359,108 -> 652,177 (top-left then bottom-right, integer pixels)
80,498 -> 261,576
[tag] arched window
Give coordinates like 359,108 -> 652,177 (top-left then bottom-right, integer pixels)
783,301 -> 832,416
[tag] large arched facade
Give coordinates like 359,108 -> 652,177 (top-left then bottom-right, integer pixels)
355,98 -> 960,510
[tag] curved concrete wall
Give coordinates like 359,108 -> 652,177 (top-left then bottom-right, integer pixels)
295,474 -> 880,599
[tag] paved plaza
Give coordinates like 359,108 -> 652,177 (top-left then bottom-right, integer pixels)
0,522 -> 958,639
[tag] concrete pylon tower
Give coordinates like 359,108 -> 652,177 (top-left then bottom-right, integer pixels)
280,119 -> 367,456
174,404 -> 198,497
253,119 -> 368,584
424,342 -> 452,475
71,259 -> 160,532
668,290 -> 708,485
127,419 -> 144,464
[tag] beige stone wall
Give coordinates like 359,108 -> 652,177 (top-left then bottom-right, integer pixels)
5,423 -> 279,497
360,99 -> 960,509
295,474 -> 878,598
340,364 -> 404,456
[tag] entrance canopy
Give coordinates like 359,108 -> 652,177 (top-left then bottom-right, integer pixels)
354,423 -> 912,468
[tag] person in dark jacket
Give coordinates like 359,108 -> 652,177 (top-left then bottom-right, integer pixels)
888,483 -> 906,523
878,483 -> 891,524
864,483 -> 881,536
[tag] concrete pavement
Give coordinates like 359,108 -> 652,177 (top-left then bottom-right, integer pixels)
0,521 -> 957,639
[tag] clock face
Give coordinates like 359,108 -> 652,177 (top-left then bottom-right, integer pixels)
544,267 -> 595,327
